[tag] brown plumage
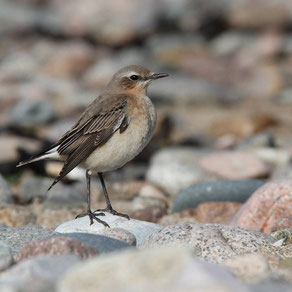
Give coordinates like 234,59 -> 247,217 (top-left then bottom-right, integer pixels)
17,65 -> 168,226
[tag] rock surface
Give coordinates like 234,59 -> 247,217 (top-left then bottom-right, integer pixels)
172,179 -> 264,213
141,223 -> 278,263
55,213 -> 162,246
230,180 -> 292,233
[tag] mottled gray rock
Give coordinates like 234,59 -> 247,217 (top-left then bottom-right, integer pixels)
55,213 -> 162,246
52,233 -> 132,254
146,147 -> 211,197
141,223 -> 278,263
172,179 -> 265,213
0,224 -> 53,255
0,174 -> 13,205
58,246 -> 249,292
8,99 -> 57,127
0,255 -> 80,292
0,241 -> 13,271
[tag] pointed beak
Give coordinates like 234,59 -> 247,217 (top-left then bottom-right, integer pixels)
151,72 -> 169,80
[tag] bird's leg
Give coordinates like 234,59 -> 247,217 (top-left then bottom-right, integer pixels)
94,172 -> 130,220
76,170 -> 109,227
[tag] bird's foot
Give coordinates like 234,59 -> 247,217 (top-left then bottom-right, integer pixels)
75,210 -> 110,227
94,206 -> 130,220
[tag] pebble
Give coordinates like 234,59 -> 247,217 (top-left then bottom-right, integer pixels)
146,147 -> 210,197
0,205 -> 36,227
55,213 -> 162,246
8,99 -> 57,127
223,253 -> 270,283
130,205 -> 167,223
271,217 -> 292,232
52,233 -> 132,254
16,237 -> 98,262
0,224 -> 53,255
158,213 -> 197,226
0,241 -> 13,271
230,180 -> 292,233
97,228 -> 136,246
141,223 -> 278,263
0,174 -> 13,205
199,151 -> 270,180
58,246 -> 248,292
19,176 -> 86,207
172,179 -> 264,213
193,202 -> 243,224
0,255 -> 80,292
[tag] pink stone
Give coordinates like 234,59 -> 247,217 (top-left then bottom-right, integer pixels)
200,151 -> 270,179
230,180 -> 292,233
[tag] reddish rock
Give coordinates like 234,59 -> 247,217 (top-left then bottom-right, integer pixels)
194,202 -> 243,224
200,151 -> 270,180
130,205 -> 167,223
271,216 -> 292,232
230,180 -> 292,233
16,236 -> 98,262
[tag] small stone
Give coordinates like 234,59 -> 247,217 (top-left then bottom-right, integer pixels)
0,174 -> 14,205
271,216 -> 292,232
0,241 -> 13,271
130,206 -> 167,223
44,41 -> 95,77
0,205 -> 36,227
0,135 -> 41,165
0,225 -> 53,255
34,205 -> 85,229
146,147 -> 209,197
53,233 -> 132,254
141,223 -> 278,263
0,255 -> 80,292
98,228 -> 136,246
194,202 -> 242,224
16,236 -> 98,262
223,253 -> 270,282
230,180 -> 292,233
58,246 -> 247,292
55,213 -> 162,246
172,179 -> 264,213
271,229 -> 292,245
8,99 -> 57,127
200,151 -> 270,179
158,213 -> 197,226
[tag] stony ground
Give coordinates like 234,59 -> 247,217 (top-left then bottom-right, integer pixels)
2,0 -> 292,291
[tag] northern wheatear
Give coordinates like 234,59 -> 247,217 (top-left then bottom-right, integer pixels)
17,65 -> 168,227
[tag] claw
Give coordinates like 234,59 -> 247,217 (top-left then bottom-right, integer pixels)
75,210 -> 110,227
94,207 -> 130,220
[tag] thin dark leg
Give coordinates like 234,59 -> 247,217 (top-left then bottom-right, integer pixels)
75,170 -> 109,227
94,172 -> 130,220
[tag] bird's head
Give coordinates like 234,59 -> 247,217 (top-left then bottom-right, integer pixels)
107,65 -> 168,94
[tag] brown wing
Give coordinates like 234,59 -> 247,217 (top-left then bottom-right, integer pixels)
48,95 -> 128,190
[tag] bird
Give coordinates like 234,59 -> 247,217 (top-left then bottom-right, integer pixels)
17,65 -> 169,227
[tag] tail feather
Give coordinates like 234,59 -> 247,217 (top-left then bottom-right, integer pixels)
17,146 -> 59,167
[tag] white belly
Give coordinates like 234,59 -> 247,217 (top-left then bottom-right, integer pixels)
84,97 -> 156,172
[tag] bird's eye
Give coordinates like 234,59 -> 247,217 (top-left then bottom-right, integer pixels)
130,75 -> 140,81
